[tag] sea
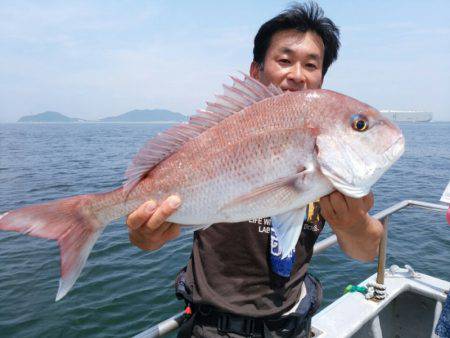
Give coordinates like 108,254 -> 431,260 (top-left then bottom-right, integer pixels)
0,122 -> 449,337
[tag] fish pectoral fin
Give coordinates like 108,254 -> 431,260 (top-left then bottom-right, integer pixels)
272,207 -> 307,259
220,169 -> 310,213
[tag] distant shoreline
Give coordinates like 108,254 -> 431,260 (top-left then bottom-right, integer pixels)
6,121 -> 185,124
1,120 -> 449,124
15,109 -> 188,123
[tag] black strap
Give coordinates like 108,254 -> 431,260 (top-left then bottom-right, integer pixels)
195,305 -> 310,337
179,305 -> 311,337
177,311 -> 197,338
219,313 -> 250,335
196,309 -> 265,337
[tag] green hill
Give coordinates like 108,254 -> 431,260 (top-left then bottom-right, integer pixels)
18,111 -> 83,122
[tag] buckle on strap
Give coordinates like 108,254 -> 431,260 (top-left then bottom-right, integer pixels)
217,313 -> 256,336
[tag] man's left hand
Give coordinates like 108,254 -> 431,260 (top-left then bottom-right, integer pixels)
319,191 -> 383,261
320,191 -> 374,231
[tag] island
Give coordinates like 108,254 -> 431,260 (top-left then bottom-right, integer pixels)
99,109 -> 187,123
17,109 -> 187,123
18,111 -> 85,123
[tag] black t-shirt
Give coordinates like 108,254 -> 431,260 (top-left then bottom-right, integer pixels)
184,202 -> 325,318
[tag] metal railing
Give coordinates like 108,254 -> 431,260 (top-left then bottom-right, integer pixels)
133,200 -> 448,338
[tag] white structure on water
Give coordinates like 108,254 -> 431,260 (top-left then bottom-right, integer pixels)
381,110 -> 433,122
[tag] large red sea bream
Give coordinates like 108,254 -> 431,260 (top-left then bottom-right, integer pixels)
0,74 -> 405,300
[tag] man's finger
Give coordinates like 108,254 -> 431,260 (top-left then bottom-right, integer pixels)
161,223 -> 181,242
345,196 -> 365,214
128,226 -> 158,251
329,191 -> 349,215
153,221 -> 174,236
146,195 -> 181,231
362,192 -> 374,211
126,200 -> 157,230
319,195 -> 335,220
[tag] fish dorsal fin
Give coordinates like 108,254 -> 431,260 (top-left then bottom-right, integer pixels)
124,73 -> 283,191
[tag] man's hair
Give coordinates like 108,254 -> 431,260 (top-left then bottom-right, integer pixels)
253,1 -> 340,76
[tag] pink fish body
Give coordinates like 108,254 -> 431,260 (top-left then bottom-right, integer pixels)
0,74 -> 405,300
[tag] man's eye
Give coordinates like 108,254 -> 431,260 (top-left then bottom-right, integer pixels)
306,63 -> 317,69
279,59 -> 291,65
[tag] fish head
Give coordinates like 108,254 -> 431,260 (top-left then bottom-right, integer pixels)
315,91 -> 405,198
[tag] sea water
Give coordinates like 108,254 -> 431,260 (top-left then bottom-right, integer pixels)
0,122 -> 449,337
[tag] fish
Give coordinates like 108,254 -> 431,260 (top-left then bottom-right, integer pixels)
0,74 -> 405,301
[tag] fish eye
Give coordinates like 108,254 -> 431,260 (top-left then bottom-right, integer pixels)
351,114 -> 369,132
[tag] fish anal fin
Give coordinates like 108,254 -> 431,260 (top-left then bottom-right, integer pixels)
272,207 -> 307,259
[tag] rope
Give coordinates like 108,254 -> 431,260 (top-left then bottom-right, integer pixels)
366,282 -> 386,300
343,282 -> 386,300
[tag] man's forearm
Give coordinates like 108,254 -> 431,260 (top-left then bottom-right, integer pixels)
333,215 -> 384,262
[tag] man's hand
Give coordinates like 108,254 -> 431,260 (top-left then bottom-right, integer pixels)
127,195 -> 181,251
320,191 -> 374,231
319,191 -> 383,261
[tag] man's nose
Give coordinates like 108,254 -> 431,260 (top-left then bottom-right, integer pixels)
287,63 -> 306,84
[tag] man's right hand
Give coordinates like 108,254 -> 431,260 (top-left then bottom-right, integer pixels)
127,195 -> 181,251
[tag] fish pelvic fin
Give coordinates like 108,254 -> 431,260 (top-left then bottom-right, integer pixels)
124,73 -> 283,193
0,193 -> 113,301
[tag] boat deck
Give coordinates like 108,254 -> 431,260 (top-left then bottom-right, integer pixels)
312,266 -> 449,337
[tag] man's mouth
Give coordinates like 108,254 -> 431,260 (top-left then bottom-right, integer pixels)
282,87 -> 302,92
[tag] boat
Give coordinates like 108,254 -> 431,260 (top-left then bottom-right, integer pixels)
133,199 -> 450,338
312,265 -> 449,337
380,110 -> 433,122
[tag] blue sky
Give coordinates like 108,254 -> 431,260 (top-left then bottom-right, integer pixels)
1,0 -> 449,122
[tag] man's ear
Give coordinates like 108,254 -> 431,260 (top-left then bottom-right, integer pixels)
250,61 -> 261,80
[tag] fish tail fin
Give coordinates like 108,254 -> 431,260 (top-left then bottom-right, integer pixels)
0,192 -> 114,301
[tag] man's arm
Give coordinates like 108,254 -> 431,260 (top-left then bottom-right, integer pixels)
319,191 -> 383,262
127,195 -> 181,251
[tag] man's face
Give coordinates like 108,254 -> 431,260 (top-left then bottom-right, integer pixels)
250,29 -> 325,91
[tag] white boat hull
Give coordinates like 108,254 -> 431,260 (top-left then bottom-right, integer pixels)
312,266 -> 449,337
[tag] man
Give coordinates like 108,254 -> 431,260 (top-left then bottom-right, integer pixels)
128,2 -> 383,337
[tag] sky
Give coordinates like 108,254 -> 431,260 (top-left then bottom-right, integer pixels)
1,0 -> 449,122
